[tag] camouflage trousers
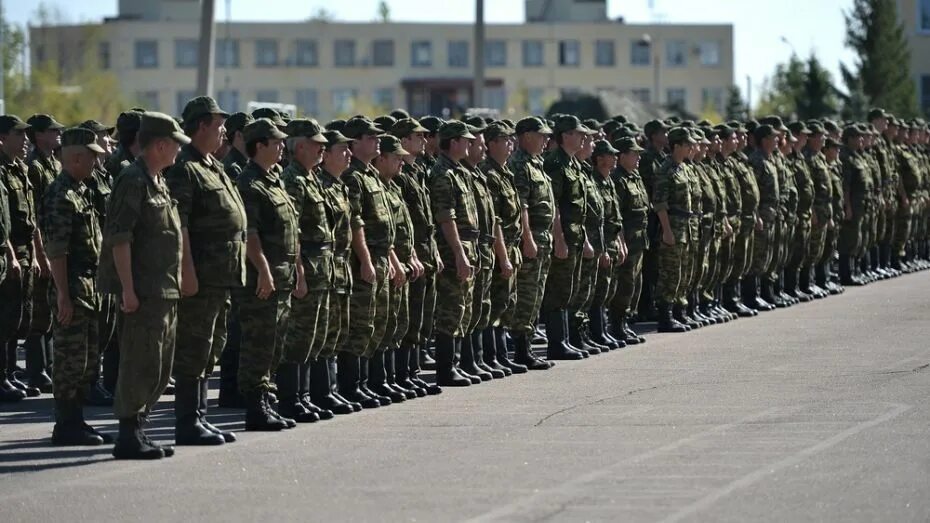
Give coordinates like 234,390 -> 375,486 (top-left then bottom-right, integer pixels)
699,233 -> 721,302
345,254 -> 390,358
768,220 -> 793,280
568,254 -> 598,328
236,289 -> 291,396
320,291 -> 350,360
751,222 -> 775,275
655,240 -> 688,304
173,287 -> 230,380
31,276 -> 53,335
434,242 -> 477,338
468,264 -> 494,335
489,246 -> 520,328
281,288 -> 328,364
676,238 -> 698,306
821,225 -> 839,265
609,247 -> 644,316
874,206 -> 887,244
384,280 -> 409,349
838,215 -> 863,257
692,228 -> 713,296
51,296 -> 99,402
788,219 -> 812,269
507,243 -> 551,334
806,222 -> 829,266
881,207 -> 896,247
893,208 -> 914,257
0,249 -> 35,343
403,270 -> 436,346
97,294 -> 118,359
591,256 -> 616,309
861,211 -> 877,256
113,297 -> 177,419
715,222 -> 737,288
542,249 -> 582,313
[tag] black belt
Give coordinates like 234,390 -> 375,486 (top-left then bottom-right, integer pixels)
368,244 -> 392,257
480,233 -> 495,246
300,241 -> 333,257
667,208 -> 696,217
458,228 -> 480,241
193,230 -> 247,242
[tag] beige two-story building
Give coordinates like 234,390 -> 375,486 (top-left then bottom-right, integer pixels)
898,0 -> 930,114
30,0 -> 734,121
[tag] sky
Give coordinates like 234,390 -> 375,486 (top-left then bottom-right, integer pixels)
7,0 -> 858,102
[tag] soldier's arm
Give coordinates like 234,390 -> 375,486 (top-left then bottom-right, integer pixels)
43,192 -> 74,321
165,163 -> 199,295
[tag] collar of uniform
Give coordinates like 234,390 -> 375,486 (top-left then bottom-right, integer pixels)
437,152 -> 461,169
481,157 -> 506,173
283,159 -> 312,178
59,170 -> 87,190
247,160 -> 279,183
182,143 -> 217,168
318,167 -> 342,186
0,149 -> 14,166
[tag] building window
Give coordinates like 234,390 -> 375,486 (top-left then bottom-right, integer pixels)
486,86 -> 507,111
522,40 -> 544,67
255,39 -> 279,67
411,41 -> 432,67
559,40 -> 580,66
921,0 -> 930,31
134,40 -> 158,68
296,89 -> 319,116
372,39 -> 394,67
630,88 -> 651,104
216,38 -> 239,67
527,87 -> 546,114
631,39 -> 651,66
594,40 -> 615,67
699,41 -> 721,66
332,88 -> 357,114
920,75 -> 930,112
701,87 -> 724,111
256,90 -> 279,103
98,41 -> 111,69
373,87 -> 394,109
175,39 -> 199,68
216,90 -> 239,112
176,90 -> 196,115
667,88 -> 687,109
666,40 -> 687,67
334,40 -> 356,67
448,40 -> 468,68
136,91 -> 159,111
294,39 -> 318,66
485,40 -> 507,67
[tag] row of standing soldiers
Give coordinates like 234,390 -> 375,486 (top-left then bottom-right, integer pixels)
0,100 -> 927,460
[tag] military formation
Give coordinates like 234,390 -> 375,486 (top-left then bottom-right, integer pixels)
1,98 -> 928,460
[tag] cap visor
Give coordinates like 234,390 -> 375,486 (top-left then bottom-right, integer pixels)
311,133 -> 329,144
171,132 -> 192,145
411,125 -> 429,133
14,122 -> 31,131
87,143 -> 106,154
396,147 -> 412,156
539,127 -> 554,135
462,131 -> 477,140
270,128 -> 289,140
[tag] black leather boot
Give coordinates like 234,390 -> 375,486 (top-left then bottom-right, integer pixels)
52,399 -> 105,446
563,310 -> 594,355
455,337 -> 483,384
198,377 -> 236,441
336,353 -> 379,409
673,304 -> 700,330
408,344 -> 442,395
593,307 -> 624,349
85,379 -> 115,407
360,355 -> 393,405
24,335 -> 52,393
657,302 -> 688,333
113,415 -> 164,460
245,390 -> 289,431
297,362 -> 334,420
328,356 -> 362,411
308,359 -> 354,414
369,350 -> 407,402
512,332 -> 550,370
481,328 -> 511,376
760,278 -> 785,307
471,331 -> 504,379
494,327 -> 526,373
394,346 -> 426,396
547,311 -> 585,360
435,333 -> 470,387
275,362 -> 319,423
175,377 -> 226,444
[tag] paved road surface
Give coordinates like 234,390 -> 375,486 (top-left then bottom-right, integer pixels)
2,274 -> 929,522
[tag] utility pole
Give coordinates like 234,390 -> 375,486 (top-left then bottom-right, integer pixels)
746,75 -> 752,118
473,0 -> 485,108
196,0 -> 216,97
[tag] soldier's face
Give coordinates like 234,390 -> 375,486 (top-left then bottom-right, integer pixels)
355,134 -> 380,159
303,139 -> 324,167
36,129 -> 61,151
324,143 -> 352,173
809,134 -> 824,150
1,129 -> 27,160
403,132 -> 426,155
618,151 -> 638,171
204,115 -> 227,154
521,132 -> 547,155
467,134 -> 486,163
560,130 -> 584,154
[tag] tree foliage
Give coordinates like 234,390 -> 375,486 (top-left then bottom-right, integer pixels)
755,53 -> 838,120
724,85 -> 748,121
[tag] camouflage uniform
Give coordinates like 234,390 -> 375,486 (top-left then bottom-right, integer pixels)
839,149 -> 874,258
652,156 -> 693,305
589,168 -> 623,311
42,171 -> 101,401
27,148 -> 60,338
729,151 -> 759,281
464,161 -> 497,334
0,151 -> 36,356
750,150 -> 780,276
610,165 -> 649,317
638,145 -> 666,317
568,164 -> 604,330
235,160 -> 298,396
541,146 -> 587,312
383,179 -> 414,348
806,149 -> 833,267
317,168 -> 353,360
894,145 -> 922,257
481,157 -> 523,327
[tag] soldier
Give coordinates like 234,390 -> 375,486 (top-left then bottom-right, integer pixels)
429,121 -> 480,386
838,125 -> 872,285
638,119 -> 670,322
104,110 -> 144,180
479,121 -> 528,374
0,130 -> 20,402
507,117 -> 554,370
0,115 -> 44,399
652,128 -> 696,333
820,134 -> 847,294
222,112 -> 254,181
100,112 -> 187,460
235,118 -> 301,431
785,121 -> 815,301
24,114 -> 64,395
609,137 -> 649,344
390,118 -> 444,394
893,121 -> 923,271
802,121 -> 833,298
541,115 -> 596,360
165,96 -> 244,445
42,128 -> 108,445
278,118 -> 336,422
745,125 -> 781,311
312,129 -> 363,413
720,123 -> 759,318
338,117 -> 395,407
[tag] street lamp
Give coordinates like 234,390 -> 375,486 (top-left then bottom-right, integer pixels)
639,33 -> 660,106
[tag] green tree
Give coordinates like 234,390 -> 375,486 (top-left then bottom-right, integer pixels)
838,63 -> 870,120
796,54 -> 838,120
844,0 -> 917,116
377,1 -> 391,22
724,85 -> 747,121
755,54 -> 806,117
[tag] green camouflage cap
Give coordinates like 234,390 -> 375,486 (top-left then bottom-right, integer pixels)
464,115 -> 487,131
373,115 -> 397,131
759,115 -> 788,132
753,124 -> 777,142
726,120 -> 747,133
285,118 -> 328,143
61,127 -> 106,153
611,114 -> 628,124
602,120 -> 622,137
583,118 -> 603,132
824,136 -> 841,149
514,116 -> 553,135
325,119 -> 346,132
251,107 -> 286,128
437,120 -> 476,140
243,117 -> 288,144
714,124 -> 735,139
322,130 -> 353,146
553,114 -> 598,135
0,115 -> 31,134
379,134 -> 411,156
116,110 -> 144,135
668,127 -> 698,145
823,119 -> 840,134
390,108 -> 411,120
181,96 -> 229,124
842,125 -> 865,141
390,118 -> 429,138
342,117 -> 384,139
788,121 -> 811,135
79,120 -> 116,135
806,121 -> 826,135
224,112 -> 254,137
614,137 -> 645,154
692,128 -> 711,145
867,108 -> 889,121
26,114 -> 65,132
591,139 -> 620,157
484,121 -> 515,142
418,116 -> 445,134
139,111 -> 191,145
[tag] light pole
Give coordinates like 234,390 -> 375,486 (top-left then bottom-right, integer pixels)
640,33 -> 660,106
474,0 -> 485,108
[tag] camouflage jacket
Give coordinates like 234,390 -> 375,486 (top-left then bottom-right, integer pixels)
0,150 -> 36,249
509,147 -> 554,248
237,161 -> 298,291
544,146 -> 587,248
750,150 -> 780,224
652,156 -> 693,243
612,165 -> 650,250
428,152 -> 479,266
317,168 -> 353,294
805,149 -> 833,226
342,157 -> 395,255
396,160 -> 438,271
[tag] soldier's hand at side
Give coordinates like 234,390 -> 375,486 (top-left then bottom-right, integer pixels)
8,258 -> 21,280
181,269 -> 199,297
256,270 -> 275,300
121,289 -> 140,314
292,276 -> 308,299
844,206 -> 853,221
392,267 -> 407,289
436,256 -> 445,274
598,253 -> 612,269
811,212 -> 819,227
38,256 -> 51,278
522,238 -> 538,260
755,217 -> 764,232
582,241 -> 595,259
500,258 -> 514,279
361,261 -> 376,285
56,295 -> 74,326
662,229 -> 675,246
554,239 -> 569,260
455,255 -> 473,282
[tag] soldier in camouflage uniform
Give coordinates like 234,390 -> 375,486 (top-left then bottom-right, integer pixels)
100,112 -> 187,460
785,122 -> 815,302
234,118 -> 301,432
542,115 -> 596,360
480,121 -> 528,375
869,110 -> 899,277
746,125 -> 781,311
723,124 -> 761,317
277,118 -> 336,422
42,128 -> 107,446
24,114 -> 64,394
339,117 -> 396,407
429,121 -> 480,386
507,117 -> 554,371
893,121 -> 923,270
637,120 -> 670,322
104,110 -> 144,181
802,121 -> 833,298
0,127 -> 23,402
838,125 -> 873,285
716,124 -> 754,317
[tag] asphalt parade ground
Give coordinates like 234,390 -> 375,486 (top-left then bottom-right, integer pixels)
2,274 -> 929,522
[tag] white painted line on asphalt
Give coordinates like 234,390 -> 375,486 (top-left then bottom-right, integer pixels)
657,402 -> 912,523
